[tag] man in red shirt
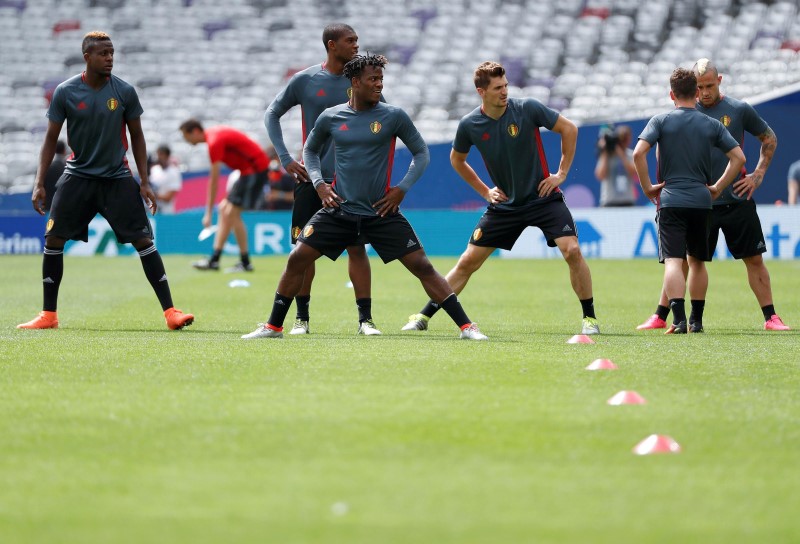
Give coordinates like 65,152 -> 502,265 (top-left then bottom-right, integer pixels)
180,118 -> 270,272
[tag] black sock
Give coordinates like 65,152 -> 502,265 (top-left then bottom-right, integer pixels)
42,246 -> 64,312
421,300 -> 440,318
761,304 -> 776,321
240,252 -> 250,266
210,249 -> 222,263
295,295 -> 310,321
439,293 -> 470,328
139,244 -> 174,311
580,297 -> 595,319
356,297 -> 372,323
669,298 -> 686,324
268,293 -> 294,329
689,300 -> 705,324
656,304 -> 670,321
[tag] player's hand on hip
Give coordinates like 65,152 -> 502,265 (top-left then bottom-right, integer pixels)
538,172 -> 566,197
286,161 -> 310,183
31,186 -> 46,215
733,174 -> 759,200
486,187 -> 508,205
316,183 -> 342,208
141,185 -> 158,215
708,184 -> 721,200
374,187 -> 405,217
642,181 -> 665,201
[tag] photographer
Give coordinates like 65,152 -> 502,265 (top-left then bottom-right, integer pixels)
594,124 -> 638,207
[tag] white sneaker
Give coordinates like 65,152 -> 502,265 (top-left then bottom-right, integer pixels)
581,317 -> 600,335
241,324 -> 283,339
289,319 -> 310,335
460,323 -> 488,340
401,313 -> 429,331
357,319 -> 382,336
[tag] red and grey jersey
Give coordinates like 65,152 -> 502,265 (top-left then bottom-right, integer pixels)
453,97 -> 559,209
47,73 -> 143,179
697,95 -> 769,205
303,102 -> 428,216
266,64 -> 353,182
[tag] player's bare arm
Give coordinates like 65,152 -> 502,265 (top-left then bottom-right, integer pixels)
127,117 -> 157,215
32,121 -> 63,215
734,126 -> 777,199
450,149 -> 507,204
203,162 -> 222,227
539,115 -> 576,197
711,146 -> 747,199
632,140 -> 665,201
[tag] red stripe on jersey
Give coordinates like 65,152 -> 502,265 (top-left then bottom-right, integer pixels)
654,144 -> 662,210
300,105 -> 307,146
533,126 -> 560,193
385,136 -> 396,191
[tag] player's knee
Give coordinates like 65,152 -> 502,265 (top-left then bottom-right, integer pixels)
560,240 -> 582,262
346,245 -> 368,258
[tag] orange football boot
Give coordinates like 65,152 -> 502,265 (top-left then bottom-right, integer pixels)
165,308 -> 194,330
17,311 -> 59,329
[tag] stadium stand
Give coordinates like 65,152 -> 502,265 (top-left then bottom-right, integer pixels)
1,0 -> 799,192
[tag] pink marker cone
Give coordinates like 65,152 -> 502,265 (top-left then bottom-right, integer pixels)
607,390 -> 646,405
585,358 -> 617,370
567,334 -> 595,344
632,434 -> 681,455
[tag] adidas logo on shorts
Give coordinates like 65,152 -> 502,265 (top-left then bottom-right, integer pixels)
407,239 -> 417,248
562,224 -> 573,232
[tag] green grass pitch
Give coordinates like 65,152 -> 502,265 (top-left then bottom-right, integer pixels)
1,255 -> 799,543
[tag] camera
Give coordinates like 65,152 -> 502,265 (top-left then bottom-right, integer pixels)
599,126 -> 620,153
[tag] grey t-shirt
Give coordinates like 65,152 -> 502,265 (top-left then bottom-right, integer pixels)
303,102 -> 429,216
452,97 -> 560,209
599,148 -> 636,206
696,95 -> 769,205
639,107 -> 739,209
47,73 -> 143,179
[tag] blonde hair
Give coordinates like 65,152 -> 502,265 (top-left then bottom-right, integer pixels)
693,58 -> 718,77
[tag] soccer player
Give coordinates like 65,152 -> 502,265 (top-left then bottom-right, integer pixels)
401,61 -> 600,335
180,119 -> 270,273
242,54 -> 487,341
636,59 -> 790,332
265,23 -> 376,335
17,31 -> 194,331
633,67 -> 745,334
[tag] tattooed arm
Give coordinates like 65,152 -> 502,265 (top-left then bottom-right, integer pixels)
733,126 -> 777,200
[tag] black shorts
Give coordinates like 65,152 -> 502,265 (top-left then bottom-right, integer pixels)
46,173 -> 153,243
291,181 -> 322,243
709,200 -> 766,260
298,208 -> 422,263
227,169 -> 268,210
657,207 -> 711,263
469,194 -> 577,250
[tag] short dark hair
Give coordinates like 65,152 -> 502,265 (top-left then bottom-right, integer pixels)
670,68 -> 697,99
82,30 -> 111,54
179,118 -> 204,133
157,144 -> 171,156
343,53 -> 388,80
474,61 -> 505,89
322,23 -> 355,52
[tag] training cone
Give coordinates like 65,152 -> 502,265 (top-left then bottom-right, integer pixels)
567,334 -> 595,344
632,434 -> 681,455
607,390 -> 646,405
586,358 -> 617,370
